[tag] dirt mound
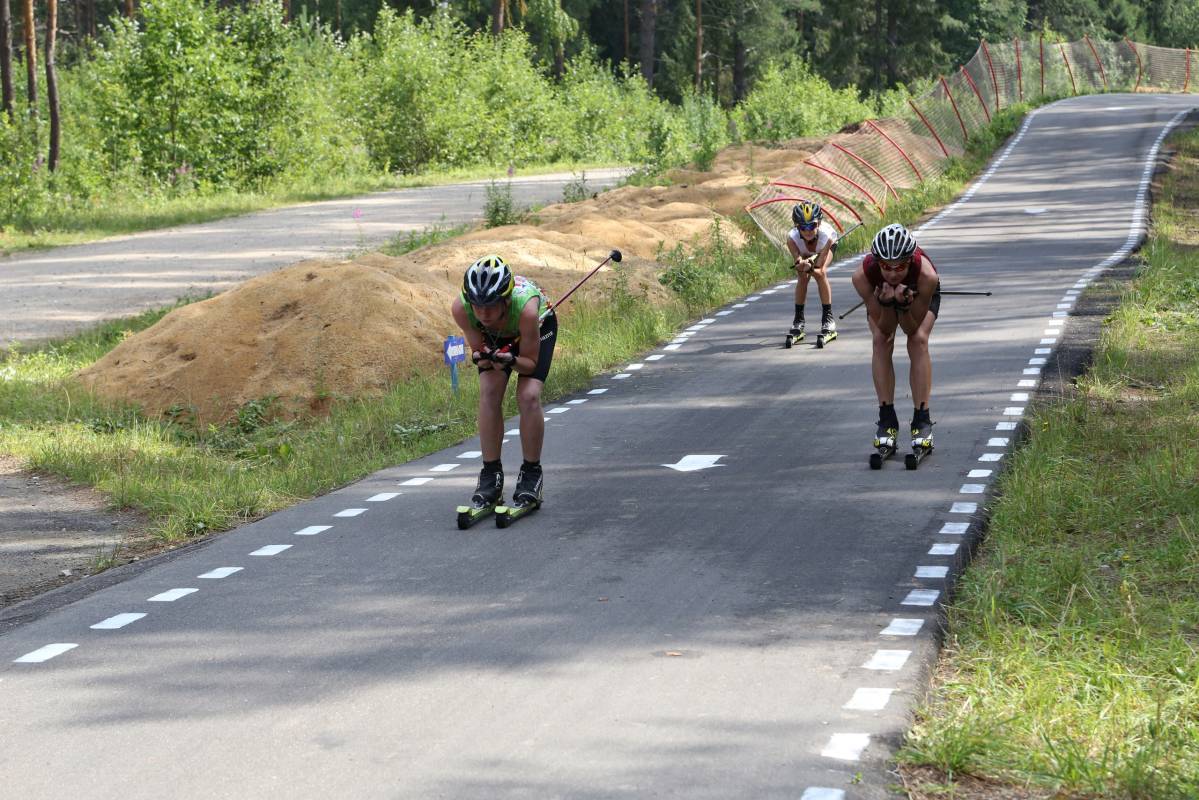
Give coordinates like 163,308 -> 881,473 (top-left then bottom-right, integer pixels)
77,141 -> 814,422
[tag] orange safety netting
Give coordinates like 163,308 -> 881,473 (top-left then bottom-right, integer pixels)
748,37 -> 1198,253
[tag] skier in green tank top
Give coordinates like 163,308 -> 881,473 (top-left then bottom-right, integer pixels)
451,255 -> 557,517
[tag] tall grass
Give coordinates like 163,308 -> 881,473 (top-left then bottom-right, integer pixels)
899,128 -> 1199,798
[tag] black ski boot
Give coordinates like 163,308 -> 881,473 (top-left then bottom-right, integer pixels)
497,461 -> 543,528
457,462 -> 504,530
816,306 -> 838,348
906,408 -> 935,470
785,317 -> 805,348
870,403 -> 899,469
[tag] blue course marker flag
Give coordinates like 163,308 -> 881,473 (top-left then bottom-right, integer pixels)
444,335 -> 467,394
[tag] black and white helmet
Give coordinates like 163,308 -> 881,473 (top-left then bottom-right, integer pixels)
462,255 -> 514,306
871,223 -> 917,261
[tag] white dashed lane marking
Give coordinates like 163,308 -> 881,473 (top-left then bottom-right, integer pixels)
430,463 -> 461,471
968,469 -> 992,478
1019,379 -> 1037,387
980,453 -> 1004,462
334,508 -> 367,517
960,484 -> 986,494
821,733 -> 870,761
663,344 -> 682,351
644,355 -> 664,361
91,613 -> 146,630
547,408 -> 570,415
250,545 -> 292,556
902,590 -> 940,606
881,618 -> 924,636
625,363 -> 645,370
844,687 -> 893,711
587,389 -> 608,395
199,567 -> 243,579
988,437 -> 1009,446
613,373 -> 632,379
400,478 -> 434,486
148,588 -> 198,602
916,566 -> 949,579
950,502 -> 977,513
863,650 -> 911,670
929,543 -> 960,555
715,310 -> 734,316
13,644 -> 77,663
800,789 -> 845,800
996,421 -> 1018,430
367,493 -> 399,502
294,525 -> 332,536
940,522 -> 969,534
458,450 -> 482,458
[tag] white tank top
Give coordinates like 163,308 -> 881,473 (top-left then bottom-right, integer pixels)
788,221 -> 836,256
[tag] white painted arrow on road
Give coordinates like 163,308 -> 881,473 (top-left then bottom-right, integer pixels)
662,454 -> 726,472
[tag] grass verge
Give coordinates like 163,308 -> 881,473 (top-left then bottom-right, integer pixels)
897,128 -> 1199,797
0,106 -> 1031,550
0,161 -> 622,255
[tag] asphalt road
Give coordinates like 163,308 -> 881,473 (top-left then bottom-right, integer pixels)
0,96 -> 1193,799
0,168 -> 628,348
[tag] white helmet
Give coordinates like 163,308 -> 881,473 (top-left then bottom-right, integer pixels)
871,223 -> 917,261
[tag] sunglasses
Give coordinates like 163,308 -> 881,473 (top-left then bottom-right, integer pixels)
798,221 -> 819,231
879,258 -> 910,272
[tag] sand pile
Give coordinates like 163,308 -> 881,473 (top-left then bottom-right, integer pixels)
77,140 -> 816,422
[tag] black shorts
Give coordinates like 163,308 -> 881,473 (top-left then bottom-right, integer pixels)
480,313 -> 557,383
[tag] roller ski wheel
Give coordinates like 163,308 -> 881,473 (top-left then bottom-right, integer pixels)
869,442 -> 897,470
815,330 -> 838,349
456,501 -> 499,530
784,324 -> 805,349
497,463 -> 543,528
905,446 -> 933,470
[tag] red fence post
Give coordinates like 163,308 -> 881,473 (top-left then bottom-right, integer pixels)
1040,36 -> 1045,97
960,66 -> 992,123
1124,37 -> 1142,92
981,39 -> 1000,112
908,98 -> 950,159
1059,42 -> 1077,95
940,75 -> 969,141
1084,35 -> 1108,90
864,120 -> 924,182
803,158 -> 883,214
1015,37 -> 1023,102
830,142 -> 901,202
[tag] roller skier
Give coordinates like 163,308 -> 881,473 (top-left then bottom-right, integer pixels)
785,201 -> 838,348
451,255 -> 556,527
850,224 -> 941,469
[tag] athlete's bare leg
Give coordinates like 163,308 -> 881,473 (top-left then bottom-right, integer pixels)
516,376 -> 545,462
901,311 -> 936,408
869,312 -> 899,404
813,267 -> 832,305
478,368 -> 511,461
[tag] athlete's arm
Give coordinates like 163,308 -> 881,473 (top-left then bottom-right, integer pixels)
851,267 -> 886,323
786,237 -> 808,269
900,257 -> 937,326
811,242 -> 834,272
451,297 -> 493,366
508,301 -> 542,376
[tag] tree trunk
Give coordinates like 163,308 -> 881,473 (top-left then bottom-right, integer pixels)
554,44 -> 564,81
281,0 -> 289,23
491,0 -> 504,35
694,0 -> 702,92
22,0 -> 34,112
623,0 -> 629,66
125,0 -> 134,20
733,29 -> 747,103
45,0 -> 58,170
334,0 -> 342,38
638,0 -> 656,88
872,0 -> 883,97
885,0 -> 898,87
1,0 -> 14,119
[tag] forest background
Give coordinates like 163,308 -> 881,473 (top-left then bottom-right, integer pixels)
1,0 -> 1197,240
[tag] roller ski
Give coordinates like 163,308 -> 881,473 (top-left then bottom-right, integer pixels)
783,320 -> 805,349
815,312 -> 838,349
495,462 -> 543,528
905,411 -> 935,470
457,463 -> 504,530
869,404 -> 900,469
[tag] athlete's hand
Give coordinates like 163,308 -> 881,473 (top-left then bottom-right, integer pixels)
794,256 -> 814,272
491,349 -> 515,366
472,350 -> 495,370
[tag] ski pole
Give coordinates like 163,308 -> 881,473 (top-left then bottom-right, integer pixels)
840,289 -> 992,319
540,249 -> 622,321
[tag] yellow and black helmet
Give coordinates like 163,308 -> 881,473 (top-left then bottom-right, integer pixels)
792,201 -> 823,228
463,255 -> 515,306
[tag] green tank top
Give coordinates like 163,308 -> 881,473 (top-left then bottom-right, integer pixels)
461,276 -> 548,338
